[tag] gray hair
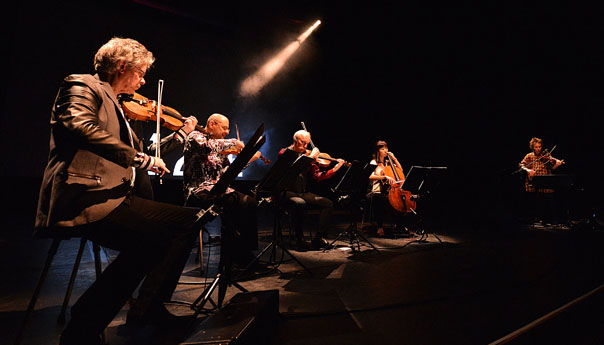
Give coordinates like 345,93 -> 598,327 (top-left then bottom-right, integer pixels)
293,130 -> 310,141
93,37 -> 154,78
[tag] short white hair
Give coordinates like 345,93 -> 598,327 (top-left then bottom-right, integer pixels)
293,130 -> 310,141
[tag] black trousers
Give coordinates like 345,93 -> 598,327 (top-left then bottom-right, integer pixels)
62,195 -> 200,338
367,192 -> 406,230
186,190 -> 259,262
282,191 -> 333,240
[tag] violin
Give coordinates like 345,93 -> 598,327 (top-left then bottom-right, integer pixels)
523,146 -> 565,170
118,93 -> 206,132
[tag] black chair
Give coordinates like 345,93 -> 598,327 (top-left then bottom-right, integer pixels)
13,227 -> 103,345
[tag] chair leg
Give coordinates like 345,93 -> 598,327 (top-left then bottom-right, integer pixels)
199,229 -> 204,276
92,243 -> 102,279
58,238 -> 87,324
13,238 -> 61,345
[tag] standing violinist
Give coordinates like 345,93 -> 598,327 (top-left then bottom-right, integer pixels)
279,130 -> 346,250
519,137 -> 565,225
36,37 -> 206,345
367,140 -> 412,237
183,113 -> 261,268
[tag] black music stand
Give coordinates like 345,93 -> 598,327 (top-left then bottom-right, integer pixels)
236,149 -> 315,279
325,161 -> 380,252
530,174 -> 575,227
401,166 -> 447,244
530,174 -> 574,191
190,124 -> 266,317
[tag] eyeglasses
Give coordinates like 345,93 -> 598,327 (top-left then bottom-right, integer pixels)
131,66 -> 147,79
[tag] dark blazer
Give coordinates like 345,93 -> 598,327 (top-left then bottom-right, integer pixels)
35,74 -> 139,229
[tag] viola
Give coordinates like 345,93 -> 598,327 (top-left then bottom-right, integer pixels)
382,153 -> 416,214
304,150 -> 350,168
118,93 -> 206,132
221,146 -> 271,165
219,123 -> 270,165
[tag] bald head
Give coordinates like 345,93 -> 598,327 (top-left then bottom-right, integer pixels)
206,113 -> 230,139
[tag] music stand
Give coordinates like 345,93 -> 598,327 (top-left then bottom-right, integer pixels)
530,174 -> 574,191
235,149 -> 315,279
530,174 -> 575,227
401,166 -> 447,244
190,124 -> 266,317
325,161 -> 379,252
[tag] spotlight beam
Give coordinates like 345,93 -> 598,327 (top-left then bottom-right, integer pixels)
240,20 -> 321,97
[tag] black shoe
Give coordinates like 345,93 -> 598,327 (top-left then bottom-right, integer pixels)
311,237 -> 329,250
293,239 -> 310,251
126,301 -> 194,329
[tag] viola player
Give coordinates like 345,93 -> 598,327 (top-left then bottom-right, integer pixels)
278,130 -> 345,250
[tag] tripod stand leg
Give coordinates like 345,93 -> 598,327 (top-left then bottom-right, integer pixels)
325,222 -> 380,253
191,274 -> 221,318
354,228 -> 380,252
324,230 -> 348,251
233,241 -> 275,281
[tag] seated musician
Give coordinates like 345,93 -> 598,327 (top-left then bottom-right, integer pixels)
518,137 -> 565,225
183,113 -> 261,267
36,37 -> 206,345
367,140 -> 412,237
279,130 -> 346,250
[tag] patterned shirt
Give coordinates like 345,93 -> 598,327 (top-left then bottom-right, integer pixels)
519,152 -> 555,193
184,131 -> 238,198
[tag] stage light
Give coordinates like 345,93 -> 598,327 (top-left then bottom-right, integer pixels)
240,19 -> 322,97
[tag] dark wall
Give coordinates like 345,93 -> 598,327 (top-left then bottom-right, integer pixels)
2,2 -> 603,232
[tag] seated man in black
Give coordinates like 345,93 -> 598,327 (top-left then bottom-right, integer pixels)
278,130 -> 345,249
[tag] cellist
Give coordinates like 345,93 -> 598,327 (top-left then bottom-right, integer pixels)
367,140 -> 413,237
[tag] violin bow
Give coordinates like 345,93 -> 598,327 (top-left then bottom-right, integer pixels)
156,79 -> 164,183
300,121 -> 317,149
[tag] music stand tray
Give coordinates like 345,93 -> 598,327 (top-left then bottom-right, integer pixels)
530,174 -> 575,190
400,166 -> 447,244
326,161 -> 380,252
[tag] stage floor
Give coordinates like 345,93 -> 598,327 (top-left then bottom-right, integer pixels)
2,212 -> 604,345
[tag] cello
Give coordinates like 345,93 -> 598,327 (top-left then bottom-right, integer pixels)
382,152 -> 417,213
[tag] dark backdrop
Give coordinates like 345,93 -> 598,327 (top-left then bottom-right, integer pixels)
2,1 -> 603,233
